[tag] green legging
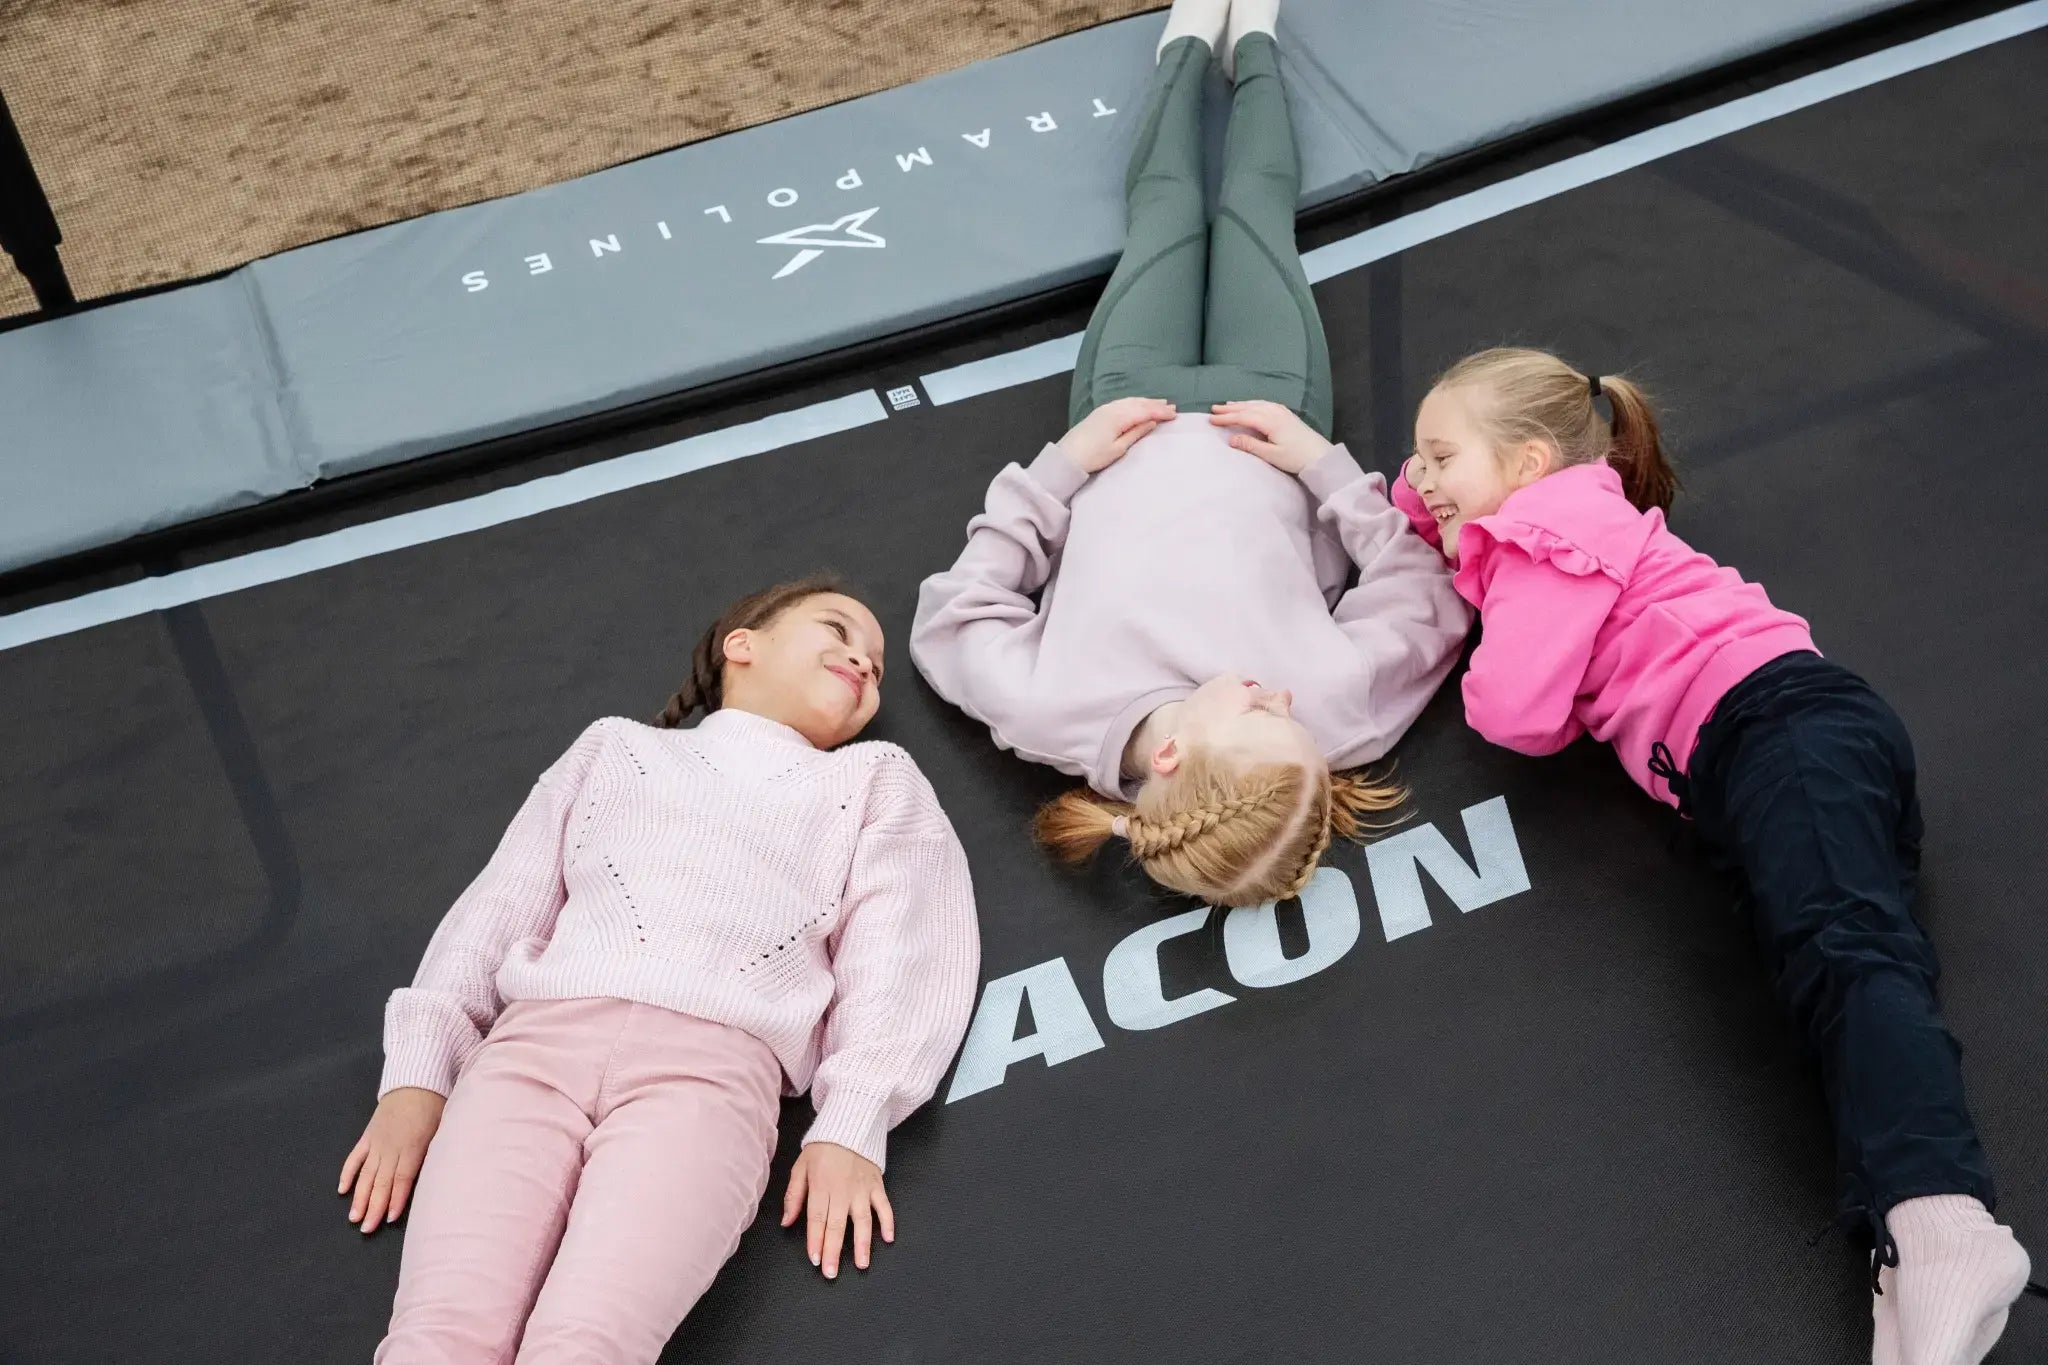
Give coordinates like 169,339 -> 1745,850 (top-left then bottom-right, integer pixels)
1069,33 -> 1333,437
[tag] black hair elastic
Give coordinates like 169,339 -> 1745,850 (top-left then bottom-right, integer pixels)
1587,372 -> 1604,400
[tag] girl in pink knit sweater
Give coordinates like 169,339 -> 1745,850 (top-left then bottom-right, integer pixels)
1393,347 -> 2033,1365
336,577 -> 980,1365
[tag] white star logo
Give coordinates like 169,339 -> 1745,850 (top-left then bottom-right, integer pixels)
756,208 -> 887,280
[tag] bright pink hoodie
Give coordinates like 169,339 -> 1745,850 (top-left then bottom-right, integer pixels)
1392,462 -> 1816,807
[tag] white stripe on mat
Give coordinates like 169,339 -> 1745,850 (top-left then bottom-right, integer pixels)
6,0 -> 2045,652
0,392 -> 887,651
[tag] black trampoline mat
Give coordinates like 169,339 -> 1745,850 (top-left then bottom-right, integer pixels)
2,27 -> 2044,1365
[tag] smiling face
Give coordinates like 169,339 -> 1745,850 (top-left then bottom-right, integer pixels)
1409,384 -> 1550,561
721,592 -> 886,748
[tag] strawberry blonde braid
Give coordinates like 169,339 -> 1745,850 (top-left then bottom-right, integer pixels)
1036,753 -> 1403,907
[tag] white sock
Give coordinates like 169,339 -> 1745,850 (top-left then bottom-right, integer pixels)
1157,0 -> 1229,63
1872,1264 -> 1901,1365
1886,1196 -> 2030,1365
1223,0 -> 1280,78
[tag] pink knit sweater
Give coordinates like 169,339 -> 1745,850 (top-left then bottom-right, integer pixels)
380,709 -> 981,1170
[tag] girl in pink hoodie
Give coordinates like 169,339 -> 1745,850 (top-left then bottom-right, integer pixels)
1395,346 -> 2032,1365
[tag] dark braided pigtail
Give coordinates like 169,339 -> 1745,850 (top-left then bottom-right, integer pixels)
654,621 -> 727,728
652,574 -> 847,728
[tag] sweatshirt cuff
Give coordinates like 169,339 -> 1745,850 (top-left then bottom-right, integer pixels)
1299,443 -> 1376,504
1389,467 -> 1446,550
1025,444 -> 1090,505
378,1035 -> 462,1100
804,1089 -> 894,1172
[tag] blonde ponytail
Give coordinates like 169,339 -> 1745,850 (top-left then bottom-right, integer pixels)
1595,374 -> 1677,513
1330,766 -> 1407,839
1033,788 -> 1132,866
1436,348 -> 1677,513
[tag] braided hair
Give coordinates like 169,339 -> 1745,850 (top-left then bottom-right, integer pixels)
653,574 -> 849,728
1035,752 -> 1403,907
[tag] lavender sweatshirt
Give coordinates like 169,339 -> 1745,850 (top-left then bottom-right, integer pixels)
911,415 -> 1471,798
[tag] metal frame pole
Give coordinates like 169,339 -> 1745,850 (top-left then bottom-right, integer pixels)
0,86 -> 75,312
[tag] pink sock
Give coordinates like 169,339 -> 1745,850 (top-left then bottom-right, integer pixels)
1885,1195 -> 2031,1365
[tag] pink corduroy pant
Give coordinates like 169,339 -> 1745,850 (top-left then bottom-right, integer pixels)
376,997 -> 784,1364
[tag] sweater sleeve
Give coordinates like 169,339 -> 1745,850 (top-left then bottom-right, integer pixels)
1389,464 -> 1445,553
802,754 -> 981,1172
1462,547 -> 1619,755
378,722 -> 609,1098
909,444 -> 1087,757
1298,447 -> 1474,767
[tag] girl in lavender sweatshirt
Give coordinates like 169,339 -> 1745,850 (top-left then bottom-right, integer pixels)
912,0 -> 1469,908
337,577 -> 979,1364
1395,347 -> 2033,1365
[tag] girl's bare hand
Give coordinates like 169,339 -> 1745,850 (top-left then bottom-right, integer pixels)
1211,400 -> 1334,475
1057,397 -> 1177,474
338,1086 -> 446,1234
780,1141 -> 893,1279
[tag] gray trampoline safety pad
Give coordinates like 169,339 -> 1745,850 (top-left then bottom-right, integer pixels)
1283,0 -> 1899,189
0,282 -> 298,564
243,18 -> 1168,484
1,0 -> 1903,574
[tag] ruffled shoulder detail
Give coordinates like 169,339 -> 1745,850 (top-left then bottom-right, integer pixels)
1452,463 -> 1654,599
1458,519 -> 1626,587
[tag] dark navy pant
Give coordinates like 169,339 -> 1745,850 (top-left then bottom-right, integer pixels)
1682,652 -> 1995,1268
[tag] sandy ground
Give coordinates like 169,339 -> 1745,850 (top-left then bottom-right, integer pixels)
0,0 -> 1155,318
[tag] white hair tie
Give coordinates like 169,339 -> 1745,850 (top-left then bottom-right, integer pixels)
1110,815 -> 1130,839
